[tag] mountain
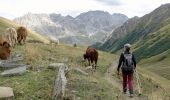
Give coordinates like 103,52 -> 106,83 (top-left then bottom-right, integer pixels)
14,11 -> 128,45
0,16 -> 50,44
96,3 -> 170,62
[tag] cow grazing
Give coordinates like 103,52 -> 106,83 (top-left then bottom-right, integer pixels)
83,47 -> 98,69
0,39 -> 11,60
17,26 -> 28,45
73,43 -> 77,47
5,27 -> 17,47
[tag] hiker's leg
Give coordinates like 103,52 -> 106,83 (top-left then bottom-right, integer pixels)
128,72 -> 134,94
122,71 -> 127,93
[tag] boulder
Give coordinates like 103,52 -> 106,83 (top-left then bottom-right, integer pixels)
48,63 -> 65,69
85,66 -> 93,70
0,56 -> 23,64
1,65 -> 27,76
0,63 -> 26,69
0,87 -> 14,99
71,68 -> 88,76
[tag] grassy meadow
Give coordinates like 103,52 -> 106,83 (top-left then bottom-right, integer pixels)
0,43 -> 120,100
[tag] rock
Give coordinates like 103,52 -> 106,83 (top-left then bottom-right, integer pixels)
0,63 -> 26,69
0,87 -> 14,99
53,65 -> 68,100
0,57 -> 24,64
1,66 -> 27,76
71,68 -> 88,76
48,63 -> 65,69
85,66 -> 93,70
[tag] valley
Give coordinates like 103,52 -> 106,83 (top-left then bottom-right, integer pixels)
0,3 -> 170,100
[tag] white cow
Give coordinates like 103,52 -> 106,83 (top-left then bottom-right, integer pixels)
5,27 -> 17,47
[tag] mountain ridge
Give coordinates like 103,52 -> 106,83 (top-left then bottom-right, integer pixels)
14,11 -> 128,45
96,3 -> 170,61
0,16 -> 50,44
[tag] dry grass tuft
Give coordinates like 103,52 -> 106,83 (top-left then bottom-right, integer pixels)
25,45 -> 42,62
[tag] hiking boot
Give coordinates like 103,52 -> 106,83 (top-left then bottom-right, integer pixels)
129,89 -> 134,94
130,93 -> 134,98
123,89 -> 127,94
129,89 -> 134,98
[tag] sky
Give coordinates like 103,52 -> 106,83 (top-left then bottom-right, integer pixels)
0,0 -> 170,19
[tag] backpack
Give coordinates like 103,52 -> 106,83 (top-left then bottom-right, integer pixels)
121,53 -> 134,72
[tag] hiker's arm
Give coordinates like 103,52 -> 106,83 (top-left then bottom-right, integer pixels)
132,54 -> 136,68
117,53 -> 123,71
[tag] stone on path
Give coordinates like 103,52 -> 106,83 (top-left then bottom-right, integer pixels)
85,66 -> 93,70
1,65 -> 27,76
71,68 -> 88,76
48,63 -> 65,69
0,87 -> 14,99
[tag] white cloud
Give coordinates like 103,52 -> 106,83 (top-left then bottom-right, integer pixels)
0,0 -> 170,19
95,0 -> 123,6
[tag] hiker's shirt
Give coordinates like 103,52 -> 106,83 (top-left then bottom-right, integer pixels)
117,52 -> 136,74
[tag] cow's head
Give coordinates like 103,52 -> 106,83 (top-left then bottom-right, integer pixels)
2,41 -> 11,53
83,54 -> 87,60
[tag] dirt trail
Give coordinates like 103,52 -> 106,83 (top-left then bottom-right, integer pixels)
104,62 -> 140,100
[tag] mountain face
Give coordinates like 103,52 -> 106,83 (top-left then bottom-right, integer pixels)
96,3 -> 170,61
14,11 -> 128,45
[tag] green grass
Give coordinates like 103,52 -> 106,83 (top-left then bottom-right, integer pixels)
139,49 -> 170,80
61,45 -> 119,100
0,70 -> 55,100
66,74 -> 118,100
137,49 -> 170,99
0,43 -> 119,100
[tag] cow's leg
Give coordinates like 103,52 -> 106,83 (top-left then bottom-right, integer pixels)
23,37 -> 26,44
21,37 -> 24,45
91,60 -> 94,69
88,58 -> 91,66
95,60 -> 97,70
18,36 -> 22,45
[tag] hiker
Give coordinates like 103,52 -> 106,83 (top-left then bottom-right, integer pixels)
117,43 -> 136,97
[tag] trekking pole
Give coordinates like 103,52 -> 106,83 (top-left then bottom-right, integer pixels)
135,69 -> 142,96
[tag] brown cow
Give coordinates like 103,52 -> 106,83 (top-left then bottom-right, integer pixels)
0,38 -> 11,60
83,47 -> 98,69
17,26 -> 27,45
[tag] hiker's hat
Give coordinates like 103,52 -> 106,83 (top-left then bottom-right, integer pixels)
124,43 -> 131,49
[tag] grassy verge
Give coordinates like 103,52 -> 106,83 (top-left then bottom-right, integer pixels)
137,51 -> 170,99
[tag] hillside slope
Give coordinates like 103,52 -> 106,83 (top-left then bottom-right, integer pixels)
97,3 -> 170,62
0,42 -> 121,99
0,17 -> 50,44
